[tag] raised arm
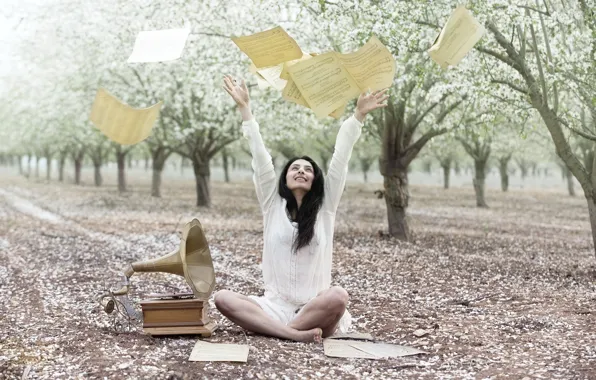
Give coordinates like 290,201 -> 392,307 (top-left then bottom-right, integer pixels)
324,89 -> 390,213
224,75 -> 277,213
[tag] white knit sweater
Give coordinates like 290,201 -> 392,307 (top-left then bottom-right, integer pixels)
242,115 -> 362,321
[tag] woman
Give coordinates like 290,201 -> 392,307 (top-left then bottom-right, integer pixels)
216,74 -> 388,343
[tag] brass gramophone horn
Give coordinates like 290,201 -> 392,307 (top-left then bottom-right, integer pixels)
100,218 -> 215,313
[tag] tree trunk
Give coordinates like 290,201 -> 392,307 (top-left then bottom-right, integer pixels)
74,157 -> 83,185
45,155 -> 52,181
180,157 -> 186,174
151,167 -> 162,197
474,159 -> 489,208
360,158 -> 372,183
423,160 -> 432,174
441,162 -> 451,189
58,152 -> 67,182
520,166 -> 528,180
151,147 -> 169,197
93,163 -> 102,186
17,155 -> 23,175
222,148 -> 230,183
499,157 -> 510,192
26,155 -> 32,178
587,198 -> 596,260
565,167 -> 575,196
383,170 -> 410,240
35,156 -> 41,178
116,151 -> 127,192
145,157 -> 150,171
454,161 -> 461,175
192,158 -> 211,207
127,155 -> 133,169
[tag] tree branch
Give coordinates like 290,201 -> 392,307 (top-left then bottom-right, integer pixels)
436,97 -> 465,124
475,46 -> 519,69
195,31 -> 232,38
455,136 -> 480,161
403,128 -> 448,165
527,11 -> 549,107
415,20 -> 440,29
410,93 -> 449,131
484,21 -> 527,75
566,125 -> 596,142
516,4 -> 550,16
491,79 -> 528,95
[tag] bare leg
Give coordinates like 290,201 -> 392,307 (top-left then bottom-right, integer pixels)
214,290 -> 322,343
288,286 -> 349,338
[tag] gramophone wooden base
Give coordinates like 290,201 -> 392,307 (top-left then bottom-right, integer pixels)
140,294 -> 217,336
144,320 -> 218,337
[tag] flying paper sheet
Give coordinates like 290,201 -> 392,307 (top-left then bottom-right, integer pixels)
127,28 -> 190,63
232,26 -> 303,68
287,35 -> 395,119
428,5 -> 485,68
336,36 -> 396,91
282,76 -> 310,107
250,53 -> 313,91
256,76 -> 271,90
280,53 -> 314,80
89,88 -> 162,145
329,103 -> 347,119
287,52 -> 361,118
323,339 -> 426,360
249,63 -> 271,90
189,340 -> 249,362
251,63 -> 287,91
281,77 -> 345,119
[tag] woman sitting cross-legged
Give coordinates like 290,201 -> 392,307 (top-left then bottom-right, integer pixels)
215,74 -> 389,343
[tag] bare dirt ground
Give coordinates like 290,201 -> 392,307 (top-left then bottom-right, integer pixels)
1,171 -> 595,379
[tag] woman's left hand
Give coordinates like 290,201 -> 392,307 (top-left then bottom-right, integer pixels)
355,88 -> 390,122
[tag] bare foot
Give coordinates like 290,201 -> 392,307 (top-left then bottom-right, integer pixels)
295,328 -> 323,343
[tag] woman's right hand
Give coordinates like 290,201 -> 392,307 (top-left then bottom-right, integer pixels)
223,75 -> 250,109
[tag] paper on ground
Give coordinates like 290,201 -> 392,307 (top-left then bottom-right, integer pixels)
328,331 -> 375,341
127,28 -> 190,63
232,26 -> 303,68
323,339 -> 426,359
428,5 -> 485,68
189,340 -> 249,362
89,88 -> 162,145
287,35 -> 395,118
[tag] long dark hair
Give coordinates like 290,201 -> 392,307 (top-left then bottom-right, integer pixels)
278,156 -> 324,252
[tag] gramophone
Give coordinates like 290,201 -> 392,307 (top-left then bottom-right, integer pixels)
99,219 -> 217,336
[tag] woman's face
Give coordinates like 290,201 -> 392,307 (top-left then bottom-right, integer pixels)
286,159 -> 315,192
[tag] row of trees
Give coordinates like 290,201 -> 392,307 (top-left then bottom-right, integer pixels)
1,0 -> 594,256
0,128 -> 579,205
